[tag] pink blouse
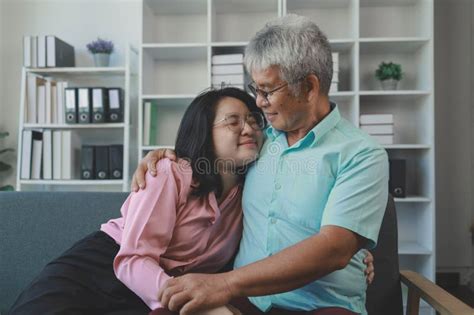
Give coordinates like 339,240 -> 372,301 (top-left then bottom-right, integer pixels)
101,158 -> 243,310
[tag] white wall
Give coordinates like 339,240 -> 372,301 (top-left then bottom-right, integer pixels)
435,0 -> 474,284
0,0 -> 140,188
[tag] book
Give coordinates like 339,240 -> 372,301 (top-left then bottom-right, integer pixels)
61,130 -> 81,179
360,114 -> 394,125
212,64 -> 244,75
371,134 -> 394,145
212,74 -> 244,86
31,130 -> 43,179
37,85 -> 46,124
211,53 -> 243,65
360,124 -> 394,135
37,35 -> 47,68
46,36 -> 75,67
143,102 -> 151,145
149,102 -> 158,145
42,130 -> 52,180
26,74 -> 45,124
23,36 -> 32,67
52,130 -> 62,179
20,130 -> 33,179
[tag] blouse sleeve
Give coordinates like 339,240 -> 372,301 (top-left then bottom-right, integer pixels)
113,159 -> 186,310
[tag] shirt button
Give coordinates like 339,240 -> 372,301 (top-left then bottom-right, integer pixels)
275,183 -> 282,190
270,218 -> 277,224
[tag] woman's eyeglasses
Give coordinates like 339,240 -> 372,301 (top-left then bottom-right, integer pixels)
214,112 -> 266,133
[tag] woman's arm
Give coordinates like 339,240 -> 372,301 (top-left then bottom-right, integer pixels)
115,159 -> 183,310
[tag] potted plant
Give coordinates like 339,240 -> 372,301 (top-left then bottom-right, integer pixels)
375,62 -> 403,90
0,131 -> 15,191
86,38 -> 114,67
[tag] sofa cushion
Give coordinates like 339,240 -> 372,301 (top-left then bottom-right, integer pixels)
0,191 -> 128,312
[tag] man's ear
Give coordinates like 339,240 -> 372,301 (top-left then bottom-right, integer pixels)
305,74 -> 321,103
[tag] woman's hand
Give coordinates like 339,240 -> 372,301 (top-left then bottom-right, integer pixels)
364,250 -> 375,285
131,148 -> 177,191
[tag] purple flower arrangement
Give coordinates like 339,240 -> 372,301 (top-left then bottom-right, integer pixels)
86,38 -> 114,54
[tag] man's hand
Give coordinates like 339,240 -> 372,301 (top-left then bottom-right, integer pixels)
131,148 -> 177,191
158,273 -> 235,315
364,250 -> 375,285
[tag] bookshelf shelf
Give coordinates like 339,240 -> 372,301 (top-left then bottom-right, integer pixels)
399,241 -> 432,255
23,123 -> 126,129
395,196 -> 432,203
20,179 -> 124,186
17,45 -> 139,192
26,67 -> 127,76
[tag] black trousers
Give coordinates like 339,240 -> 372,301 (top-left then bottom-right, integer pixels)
8,231 -> 151,315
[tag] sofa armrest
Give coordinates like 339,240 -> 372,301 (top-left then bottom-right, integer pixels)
400,270 -> 473,315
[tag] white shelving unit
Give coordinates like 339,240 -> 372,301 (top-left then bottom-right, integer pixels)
139,1 -> 435,313
16,45 -> 139,192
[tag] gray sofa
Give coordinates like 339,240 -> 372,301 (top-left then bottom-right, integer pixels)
1,192 -> 469,315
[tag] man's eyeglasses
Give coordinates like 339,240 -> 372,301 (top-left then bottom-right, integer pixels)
247,82 -> 288,103
214,112 -> 266,133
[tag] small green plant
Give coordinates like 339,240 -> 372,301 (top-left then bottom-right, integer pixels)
0,131 -> 15,191
375,62 -> 403,81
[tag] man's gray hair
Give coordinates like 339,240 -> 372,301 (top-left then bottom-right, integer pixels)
244,14 -> 333,96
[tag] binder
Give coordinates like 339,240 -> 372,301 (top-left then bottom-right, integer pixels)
31,130 -> 43,180
46,36 -> 75,67
42,130 -> 53,180
389,159 -> 406,198
211,54 -> 243,65
109,145 -> 123,179
92,88 -> 107,123
52,130 -> 62,179
37,85 -> 46,124
211,64 -> 244,75
107,88 -> 123,123
78,88 -> 92,123
81,145 -> 95,180
37,35 -> 47,68
20,130 -> 33,179
65,88 -> 78,124
23,36 -> 32,67
94,145 -> 109,179
61,130 -> 80,180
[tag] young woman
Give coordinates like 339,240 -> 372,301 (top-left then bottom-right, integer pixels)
10,87 -> 373,315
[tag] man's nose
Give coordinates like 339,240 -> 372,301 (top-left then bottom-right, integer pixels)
255,94 -> 268,108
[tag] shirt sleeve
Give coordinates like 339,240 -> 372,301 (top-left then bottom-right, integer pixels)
113,159 -> 184,310
321,145 -> 389,249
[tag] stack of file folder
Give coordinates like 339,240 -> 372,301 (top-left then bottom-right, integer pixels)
360,114 -> 395,145
23,35 -> 75,68
211,53 -> 245,90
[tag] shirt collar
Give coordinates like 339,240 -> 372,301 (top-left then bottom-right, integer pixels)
265,102 -> 341,148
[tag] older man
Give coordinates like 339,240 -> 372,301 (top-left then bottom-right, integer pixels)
133,14 -> 388,315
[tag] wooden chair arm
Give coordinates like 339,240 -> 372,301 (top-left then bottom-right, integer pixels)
400,270 -> 473,315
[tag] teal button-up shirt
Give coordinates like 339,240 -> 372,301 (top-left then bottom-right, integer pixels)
234,103 -> 389,314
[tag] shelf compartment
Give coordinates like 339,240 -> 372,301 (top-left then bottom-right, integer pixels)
143,0 -> 208,44
359,41 -> 432,91
142,46 -> 208,95
360,0 -> 432,38
360,94 -> 432,145
211,0 -> 279,42
331,41 -> 356,92
142,98 -> 191,147
286,0 -> 356,40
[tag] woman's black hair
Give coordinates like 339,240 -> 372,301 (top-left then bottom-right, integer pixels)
174,87 -> 263,198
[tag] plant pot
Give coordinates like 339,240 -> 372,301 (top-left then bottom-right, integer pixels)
93,53 -> 110,67
380,79 -> 399,90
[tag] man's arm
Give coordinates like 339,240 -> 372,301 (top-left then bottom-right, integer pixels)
131,149 -> 176,191
158,225 -> 366,314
